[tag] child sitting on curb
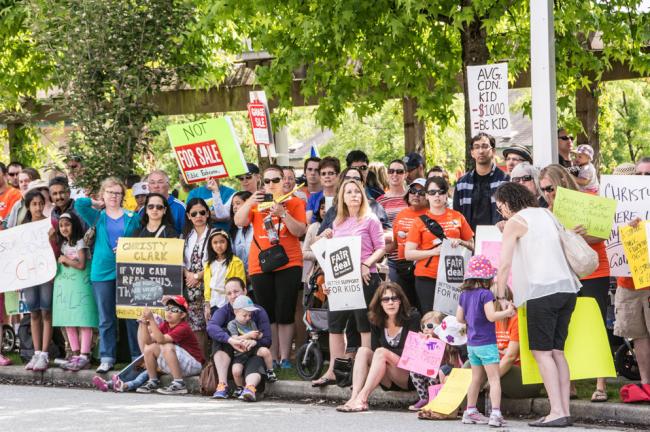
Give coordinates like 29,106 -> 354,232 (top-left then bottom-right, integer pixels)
136,296 -> 205,395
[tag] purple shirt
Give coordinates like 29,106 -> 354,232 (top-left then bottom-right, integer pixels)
458,288 -> 496,346
333,214 -> 385,273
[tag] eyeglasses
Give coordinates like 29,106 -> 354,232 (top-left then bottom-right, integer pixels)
540,185 -> 555,193
147,204 -> 165,211
105,190 -> 123,197
263,177 -> 282,184
636,172 -> 649,176
320,171 -> 337,177
426,189 -> 447,196
344,176 -> 362,182
387,169 -> 405,175
421,323 -> 435,330
353,165 -> 368,171
511,175 -> 533,183
558,135 -> 573,141
190,210 -> 208,217
380,295 -> 400,304
506,157 -> 525,163
237,174 -> 253,181
472,144 -> 492,151
408,187 -> 426,196
165,306 -> 183,313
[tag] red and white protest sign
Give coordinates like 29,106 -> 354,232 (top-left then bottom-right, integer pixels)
247,102 -> 272,145
173,140 -> 228,182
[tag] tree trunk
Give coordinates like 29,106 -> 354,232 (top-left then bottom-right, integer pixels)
460,2 -> 490,171
402,96 -> 426,157
576,83 -> 600,172
7,122 -> 23,163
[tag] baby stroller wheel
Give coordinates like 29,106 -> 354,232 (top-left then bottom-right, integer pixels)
296,341 -> 323,381
615,342 -> 640,381
2,324 -> 16,353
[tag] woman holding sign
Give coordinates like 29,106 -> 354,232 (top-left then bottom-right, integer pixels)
312,178 -> 386,387
540,164 -> 611,402
234,164 -> 307,369
404,176 -> 474,314
75,177 -> 141,374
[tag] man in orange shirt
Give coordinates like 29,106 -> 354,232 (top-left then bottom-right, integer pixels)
0,162 -> 23,229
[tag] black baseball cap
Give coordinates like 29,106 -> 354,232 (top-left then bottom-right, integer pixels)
403,152 -> 425,170
246,163 -> 260,174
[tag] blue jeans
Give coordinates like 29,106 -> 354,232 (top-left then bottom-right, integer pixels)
124,371 -> 149,391
92,280 -> 141,364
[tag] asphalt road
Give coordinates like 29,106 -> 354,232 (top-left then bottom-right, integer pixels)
0,385 -> 629,432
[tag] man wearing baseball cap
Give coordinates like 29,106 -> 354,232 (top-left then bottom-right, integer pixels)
502,144 -> 532,175
237,163 -> 261,194
403,152 -> 426,183
136,295 -> 205,395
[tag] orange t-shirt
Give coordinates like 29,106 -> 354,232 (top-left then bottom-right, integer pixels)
496,316 -> 520,365
406,209 -> 474,279
581,241 -> 610,280
0,187 -> 22,220
617,276 -> 650,291
392,207 -> 427,260
247,196 -> 306,276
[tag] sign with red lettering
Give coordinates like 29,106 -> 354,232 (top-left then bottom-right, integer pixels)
167,117 -> 248,184
247,102 -> 272,145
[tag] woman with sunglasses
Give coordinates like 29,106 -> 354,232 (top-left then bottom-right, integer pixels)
336,281 -> 420,412
76,177 -> 142,373
181,197 -> 213,358
391,178 -> 429,309
404,176 -> 474,314
510,162 -> 547,208
234,164 -> 307,369
136,193 -> 178,238
539,164 -> 611,403
377,160 -> 408,282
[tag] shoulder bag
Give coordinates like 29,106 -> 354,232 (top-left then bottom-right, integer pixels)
253,219 -> 289,273
545,209 -> 599,278
419,214 -> 447,268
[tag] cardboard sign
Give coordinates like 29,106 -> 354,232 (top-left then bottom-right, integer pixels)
474,225 -> 502,254
311,236 -> 366,311
467,63 -> 510,137
434,240 -> 472,315
0,218 -> 56,293
247,102 -> 272,145
428,384 -> 443,402
3,291 -> 19,315
553,187 -> 617,239
52,264 -> 99,328
600,175 -> 650,276
423,368 -> 473,415
167,117 -> 248,184
115,238 -> 184,319
519,297 -> 616,385
620,222 -> 650,288
397,331 -> 446,377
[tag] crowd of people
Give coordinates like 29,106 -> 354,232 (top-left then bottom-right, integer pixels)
0,132 -> 648,426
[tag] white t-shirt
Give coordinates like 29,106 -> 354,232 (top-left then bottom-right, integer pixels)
62,239 -> 87,261
206,259 -> 228,308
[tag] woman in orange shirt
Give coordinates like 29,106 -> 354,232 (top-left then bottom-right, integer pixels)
234,164 -> 307,369
539,164 -> 610,402
404,177 -> 474,314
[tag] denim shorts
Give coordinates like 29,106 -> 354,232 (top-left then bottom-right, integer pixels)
22,282 -> 54,312
467,343 -> 500,367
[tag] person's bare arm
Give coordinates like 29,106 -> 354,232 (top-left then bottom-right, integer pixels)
497,217 -> 527,298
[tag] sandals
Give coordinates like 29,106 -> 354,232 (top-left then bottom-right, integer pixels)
311,376 -> 336,387
336,404 -> 368,413
417,409 -> 457,420
528,416 -> 571,428
591,389 -> 608,403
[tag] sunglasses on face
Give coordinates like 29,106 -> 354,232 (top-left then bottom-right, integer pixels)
408,187 -> 426,196
344,176 -> 362,182
190,210 -> 208,217
381,295 -> 400,304
353,165 -> 368,171
7,172 -> 18,177
421,323 -> 435,330
558,135 -> 573,141
426,189 -> 447,196
147,204 -> 165,211
237,174 -> 253,181
541,185 -> 555,193
512,175 -> 533,183
165,306 -> 183,313
387,168 -> 405,175
263,177 -> 282,184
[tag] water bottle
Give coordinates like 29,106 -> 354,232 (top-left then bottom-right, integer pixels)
263,215 -> 279,244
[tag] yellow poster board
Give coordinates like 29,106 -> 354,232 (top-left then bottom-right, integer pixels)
620,222 -> 650,288
422,368 -> 472,415
519,297 -> 616,385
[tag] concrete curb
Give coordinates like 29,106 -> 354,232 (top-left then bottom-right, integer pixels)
1,366 -> 648,426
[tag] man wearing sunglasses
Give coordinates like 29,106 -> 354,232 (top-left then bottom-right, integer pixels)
403,152 -> 426,184
346,150 -> 383,200
0,162 -> 22,229
146,170 -> 186,234
557,128 -> 574,168
236,162 -> 261,194
6,161 -> 22,189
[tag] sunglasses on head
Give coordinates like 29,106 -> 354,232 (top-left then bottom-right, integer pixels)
190,209 -> 208,217
512,175 -> 533,183
408,187 -> 426,196
263,177 -> 282,184
237,174 -> 253,181
387,168 -> 405,175
147,204 -> 165,211
540,185 -> 555,193
421,323 -> 435,330
380,295 -> 400,304
426,189 -> 447,196
344,175 -> 362,182
165,305 -> 184,313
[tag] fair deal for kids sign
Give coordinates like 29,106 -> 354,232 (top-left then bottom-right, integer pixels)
167,117 -> 248,184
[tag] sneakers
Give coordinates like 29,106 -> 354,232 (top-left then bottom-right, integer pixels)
279,359 -> 293,369
0,354 -> 12,366
488,412 -> 506,427
24,353 -> 39,371
212,383 -> 230,399
32,353 -> 49,371
272,360 -> 280,370
136,380 -> 160,393
239,385 -> 257,402
157,380 -> 188,395
462,410 -> 489,425
232,386 -> 244,399
266,369 -> 278,383
96,362 -> 114,374
63,356 -> 91,372
92,376 -> 109,392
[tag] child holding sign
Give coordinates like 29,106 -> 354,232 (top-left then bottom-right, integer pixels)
456,255 -> 515,427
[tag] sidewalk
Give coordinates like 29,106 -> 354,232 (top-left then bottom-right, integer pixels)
1,365 -> 648,426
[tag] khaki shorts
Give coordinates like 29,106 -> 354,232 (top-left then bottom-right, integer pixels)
157,345 -> 202,377
614,287 -> 650,339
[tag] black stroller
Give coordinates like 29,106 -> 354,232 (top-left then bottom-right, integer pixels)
295,267 -> 329,380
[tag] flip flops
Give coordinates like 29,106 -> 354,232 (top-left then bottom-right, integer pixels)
336,404 -> 368,413
311,377 -> 336,387
591,389 -> 608,402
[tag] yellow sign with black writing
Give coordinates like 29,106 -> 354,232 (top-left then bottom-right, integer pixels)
620,222 -> 650,288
